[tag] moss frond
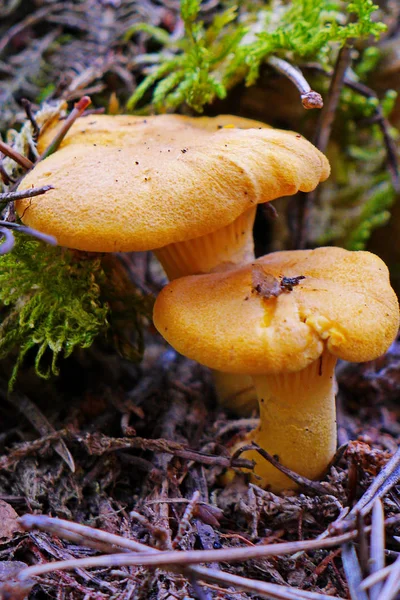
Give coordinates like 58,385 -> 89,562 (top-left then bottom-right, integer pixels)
126,0 -> 386,113
0,236 -> 109,389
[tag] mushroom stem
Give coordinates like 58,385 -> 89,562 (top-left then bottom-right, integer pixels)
154,207 -> 256,280
155,207 -> 258,416
242,350 -> 337,490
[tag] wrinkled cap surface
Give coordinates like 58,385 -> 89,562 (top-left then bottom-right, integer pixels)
35,114 -> 270,153
17,114 -> 330,252
153,247 -> 399,374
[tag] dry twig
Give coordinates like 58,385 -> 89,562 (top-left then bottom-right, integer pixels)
38,96 -> 91,161
232,443 -> 337,496
0,140 -> 33,171
4,389 -> 75,472
0,185 -> 53,203
369,499 -> 385,600
294,43 -> 352,249
267,56 -> 323,109
19,514 -> 354,599
17,530 -> 355,578
75,431 -> 254,470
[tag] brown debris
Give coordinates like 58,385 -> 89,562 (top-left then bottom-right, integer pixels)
251,264 -> 305,299
0,499 -> 23,540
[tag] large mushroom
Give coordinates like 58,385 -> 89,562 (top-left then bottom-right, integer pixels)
16,113 -> 329,412
16,113 -> 329,273
153,246 -> 399,490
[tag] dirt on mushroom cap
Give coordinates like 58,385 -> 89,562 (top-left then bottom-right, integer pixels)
35,114 -> 271,154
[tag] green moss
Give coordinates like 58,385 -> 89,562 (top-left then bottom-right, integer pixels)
126,0 -> 386,113
0,236 -> 109,389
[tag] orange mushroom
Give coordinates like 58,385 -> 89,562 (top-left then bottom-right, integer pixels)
153,247 -> 399,490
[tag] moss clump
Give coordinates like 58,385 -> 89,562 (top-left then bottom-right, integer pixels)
126,0 -> 386,113
0,235 -> 109,389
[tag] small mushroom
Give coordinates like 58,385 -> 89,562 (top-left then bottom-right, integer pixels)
153,247 -> 399,490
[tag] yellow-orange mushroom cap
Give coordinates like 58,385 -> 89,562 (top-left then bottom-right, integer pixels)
154,247 -> 398,372
153,247 -> 399,489
34,114 -> 270,153
16,114 -> 329,253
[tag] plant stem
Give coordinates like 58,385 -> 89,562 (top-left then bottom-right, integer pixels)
38,96 -> 92,161
267,56 -> 323,109
0,141 -> 34,170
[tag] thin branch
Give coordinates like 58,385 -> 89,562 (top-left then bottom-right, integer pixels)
19,514 -> 349,600
293,43 -> 352,250
74,432 -> 254,470
303,64 -> 400,192
19,515 -> 158,554
341,543 -> 369,600
314,44 -> 352,152
376,555 -> 400,600
0,228 -> 15,254
194,566 -> 342,600
232,443 -> 336,496
361,565 -> 392,590
267,56 -> 323,109
38,96 -> 92,162
20,99 -> 40,142
0,221 -> 57,246
0,141 -> 34,171
350,445 -> 400,519
7,389 -> 74,473
17,531 -> 355,580
0,185 -> 53,203
369,499 -> 385,600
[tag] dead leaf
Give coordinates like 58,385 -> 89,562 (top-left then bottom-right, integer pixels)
0,500 -> 23,540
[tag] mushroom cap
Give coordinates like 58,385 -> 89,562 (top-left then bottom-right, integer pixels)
153,247 -> 399,374
35,114 -> 270,153
17,114 -> 329,252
